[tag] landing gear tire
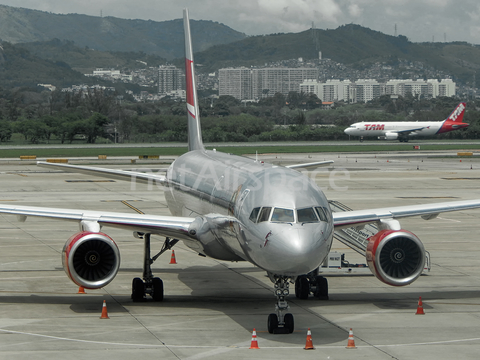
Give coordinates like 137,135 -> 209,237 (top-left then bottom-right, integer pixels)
295,276 -> 310,299
151,277 -> 164,302
268,313 -> 279,334
132,234 -> 178,302
284,313 -> 294,333
132,277 -> 145,302
314,276 -> 329,300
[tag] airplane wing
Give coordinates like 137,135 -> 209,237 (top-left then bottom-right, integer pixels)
333,199 -> 480,229
285,160 -> 334,170
393,127 -> 426,134
0,203 -> 196,240
37,161 -> 166,185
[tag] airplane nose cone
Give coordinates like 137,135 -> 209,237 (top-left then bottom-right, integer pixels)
256,225 -> 332,276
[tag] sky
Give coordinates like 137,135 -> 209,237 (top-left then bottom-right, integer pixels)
1,0 -> 480,44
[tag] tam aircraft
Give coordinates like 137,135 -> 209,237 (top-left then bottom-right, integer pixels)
1,10 -> 480,334
344,102 -> 468,142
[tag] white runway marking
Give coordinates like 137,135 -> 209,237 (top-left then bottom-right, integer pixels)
437,216 -> 461,223
1,328 -> 480,349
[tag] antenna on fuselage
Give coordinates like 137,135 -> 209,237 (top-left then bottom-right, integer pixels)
183,9 -> 205,152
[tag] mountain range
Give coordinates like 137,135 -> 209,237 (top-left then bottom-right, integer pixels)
1,4 -> 480,90
0,4 -> 246,60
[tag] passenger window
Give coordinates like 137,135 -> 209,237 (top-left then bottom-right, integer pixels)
315,207 -> 328,222
297,207 -> 318,223
258,207 -> 272,222
249,207 -> 261,223
271,208 -> 294,222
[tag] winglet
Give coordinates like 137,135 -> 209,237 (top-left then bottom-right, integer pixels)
184,9 -> 204,152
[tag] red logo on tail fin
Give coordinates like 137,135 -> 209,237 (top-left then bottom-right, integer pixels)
447,102 -> 466,122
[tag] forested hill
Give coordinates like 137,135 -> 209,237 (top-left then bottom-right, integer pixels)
0,5 -> 246,60
0,42 -> 91,88
193,24 -> 480,84
2,4 -> 480,87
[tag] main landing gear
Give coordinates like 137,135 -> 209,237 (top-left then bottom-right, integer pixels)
267,275 -> 295,334
131,233 -> 178,302
295,271 -> 329,300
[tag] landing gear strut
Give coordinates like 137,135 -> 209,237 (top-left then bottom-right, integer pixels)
295,271 -> 329,300
131,234 -> 178,302
267,275 -> 294,334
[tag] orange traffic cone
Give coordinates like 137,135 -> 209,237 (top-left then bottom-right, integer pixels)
304,328 -> 314,350
415,296 -> 425,315
346,328 -> 357,349
169,250 -> 177,264
100,300 -> 109,319
249,328 -> 260,349
77,286 -> 86,294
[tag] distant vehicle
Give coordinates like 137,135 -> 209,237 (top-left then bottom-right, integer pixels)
344,102 -> 468,142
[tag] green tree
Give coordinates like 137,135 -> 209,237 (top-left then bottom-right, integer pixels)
83,113 -> 109,143
0,120 -> 12,142
14,118 -> 48,144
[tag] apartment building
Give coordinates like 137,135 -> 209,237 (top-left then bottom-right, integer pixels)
300,79 -> 352,102
219,67 -> 318,100
301,78 -> 456,103
251,68 -> 319,99
158,65 -> 183,95
219,67 -> 252,100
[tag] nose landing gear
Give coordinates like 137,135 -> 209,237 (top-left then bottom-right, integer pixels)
267,275 -> 294,334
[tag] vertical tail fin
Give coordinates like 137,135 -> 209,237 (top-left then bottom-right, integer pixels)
183,9 -> 204,152
446,102 -> 466,123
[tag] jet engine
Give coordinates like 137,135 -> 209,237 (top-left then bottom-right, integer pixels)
366,229 -> 425,286
383,132 -> 398,140
63,231 -> 120,289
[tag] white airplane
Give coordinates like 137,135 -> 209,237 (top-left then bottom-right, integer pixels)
1,10 -> 480,335
344,102 -> 468,142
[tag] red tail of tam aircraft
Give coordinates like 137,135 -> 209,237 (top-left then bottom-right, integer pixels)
437,102 -> 468,134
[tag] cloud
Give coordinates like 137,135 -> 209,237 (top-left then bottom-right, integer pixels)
1,0 -> 480,44
347,3 -> 362,17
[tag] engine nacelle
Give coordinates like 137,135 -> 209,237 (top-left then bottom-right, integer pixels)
63,231 -> 121,289
366,229 -> 425,286
383,132 -> 398,140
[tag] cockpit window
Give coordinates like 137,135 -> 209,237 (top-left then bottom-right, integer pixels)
315,207 -> 328,222
250,206 -> 330,224
271,208 -> 294,223
249,207 -> 261,223
257,207 -> 272,222
297,207 -> 318,223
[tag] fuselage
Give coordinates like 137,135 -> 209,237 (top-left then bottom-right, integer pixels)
164,150 -> 334,276
347,121 -> 437,136
344,120 -> 463,138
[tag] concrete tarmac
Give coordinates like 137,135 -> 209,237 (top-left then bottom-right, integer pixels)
0,151 -> 480,359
